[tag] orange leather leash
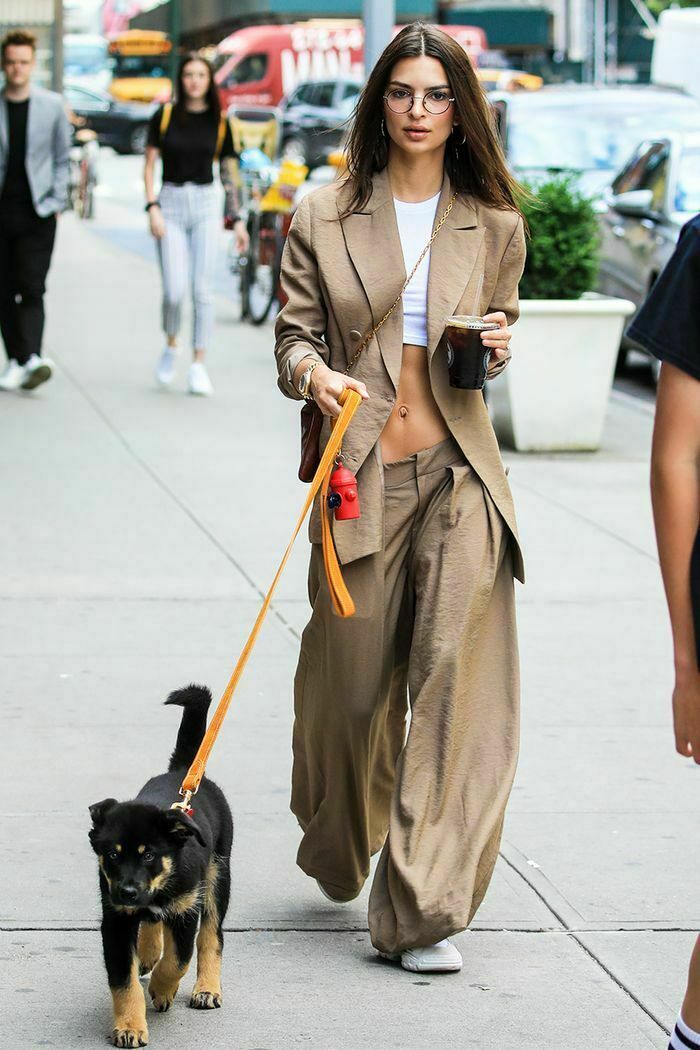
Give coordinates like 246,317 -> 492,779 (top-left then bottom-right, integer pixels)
173,388 -> 362,812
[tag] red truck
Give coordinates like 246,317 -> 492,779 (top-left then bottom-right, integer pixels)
215,21 -> 487,108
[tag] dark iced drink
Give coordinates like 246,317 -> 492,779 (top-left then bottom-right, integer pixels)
445,315 -> 500,390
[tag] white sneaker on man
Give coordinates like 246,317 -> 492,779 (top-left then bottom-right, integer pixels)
0,359 -> 27,391
187,361 -> 213,397
156,345 -> 177,386
380,939 -> 463,973
20,354 -> 53,390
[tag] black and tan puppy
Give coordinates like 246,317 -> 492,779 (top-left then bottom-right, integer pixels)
89,685 -> 233,1048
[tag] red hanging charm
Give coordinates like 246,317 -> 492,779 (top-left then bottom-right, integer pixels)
328,463 -> 361,521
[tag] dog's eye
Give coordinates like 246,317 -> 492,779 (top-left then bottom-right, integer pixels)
143,850 -> 156,863
107,849 -> 119,862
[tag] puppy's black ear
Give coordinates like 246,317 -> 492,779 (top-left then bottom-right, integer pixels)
89,798 -> 119,826
161,809 -> 206,848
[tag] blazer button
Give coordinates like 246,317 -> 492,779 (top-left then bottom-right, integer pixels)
350,329 -> 362,342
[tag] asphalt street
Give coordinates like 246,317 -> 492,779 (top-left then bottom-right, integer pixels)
0,150 -> 692,1050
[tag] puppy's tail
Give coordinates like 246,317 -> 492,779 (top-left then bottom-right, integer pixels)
165,685 -> 212,772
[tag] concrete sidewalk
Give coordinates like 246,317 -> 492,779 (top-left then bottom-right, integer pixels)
1,202 -> 695,1050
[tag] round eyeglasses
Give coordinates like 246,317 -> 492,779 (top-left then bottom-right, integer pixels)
383,88 -> 455,115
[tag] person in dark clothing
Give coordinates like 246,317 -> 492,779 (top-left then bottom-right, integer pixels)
144,52 -> 248,396
0,29 -> 71,392
628,216 -> 700,1050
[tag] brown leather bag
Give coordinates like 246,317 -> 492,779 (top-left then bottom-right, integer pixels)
297,193 -> 457,483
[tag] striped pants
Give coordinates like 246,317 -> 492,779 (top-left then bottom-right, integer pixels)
157,182 -> 218,351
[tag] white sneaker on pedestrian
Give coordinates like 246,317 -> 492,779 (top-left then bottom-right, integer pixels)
156,345 -> 177,386
380,939 -> 463,973
0,359 -> 27,391
187,361 -> 213,397
20,354 -> 53,390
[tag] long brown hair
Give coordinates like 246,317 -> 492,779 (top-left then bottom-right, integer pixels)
343,22 -> 522,216
173,52 -> 221,126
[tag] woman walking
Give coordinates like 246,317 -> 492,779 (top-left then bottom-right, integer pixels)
144,53 -> 247,396
275,23 -> 526,972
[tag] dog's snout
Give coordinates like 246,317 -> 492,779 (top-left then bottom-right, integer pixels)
117,884 -> 140,904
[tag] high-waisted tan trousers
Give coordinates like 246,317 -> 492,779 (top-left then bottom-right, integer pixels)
291,437 -> 519,955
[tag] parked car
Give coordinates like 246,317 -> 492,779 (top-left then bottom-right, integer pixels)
64,82 -> 156,155
492,85 -> 700,198
278,76 -> 361,168
598,129 -> 700,373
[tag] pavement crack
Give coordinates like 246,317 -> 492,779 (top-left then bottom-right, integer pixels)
500,844 -> 670,1037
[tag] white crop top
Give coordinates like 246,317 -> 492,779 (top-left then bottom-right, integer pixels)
393,191 -> 441,347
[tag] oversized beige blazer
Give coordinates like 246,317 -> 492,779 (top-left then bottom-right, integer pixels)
274,167 -> 527,582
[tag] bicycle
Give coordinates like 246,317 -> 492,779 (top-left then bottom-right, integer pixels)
239,159 -> 308,325
69,128 -> 99,220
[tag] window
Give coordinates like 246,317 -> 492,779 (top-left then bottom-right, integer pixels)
342,81 -> 361,101
675,148 -> 700,213
314,82 -> 335,109
294,83 -> 319,105
612,141 -> 669,213
113,54 -> 168,79
64,85 -> 108,110
223,53 -> 268,87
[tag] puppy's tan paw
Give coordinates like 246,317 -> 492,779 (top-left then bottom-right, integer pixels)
112,1025 -> 149,1047
190,990 -> 222,1009
149,989 -> 175,1012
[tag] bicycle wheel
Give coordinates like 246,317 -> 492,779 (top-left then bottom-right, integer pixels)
247,211 -> 279,326
238,212 -> 257,322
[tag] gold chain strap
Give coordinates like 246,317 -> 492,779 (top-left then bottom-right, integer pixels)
344,192 -> 458,375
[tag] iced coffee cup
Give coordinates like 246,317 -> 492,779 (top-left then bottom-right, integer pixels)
445,315 -> 500,390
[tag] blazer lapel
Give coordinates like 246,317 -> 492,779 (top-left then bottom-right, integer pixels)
0,95 -> 7,155
426,177 -> 484,359
337,168 -> 406,390
25,90 -> 36,158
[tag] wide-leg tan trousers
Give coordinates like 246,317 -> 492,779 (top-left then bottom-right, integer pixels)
291,437 -> 520,955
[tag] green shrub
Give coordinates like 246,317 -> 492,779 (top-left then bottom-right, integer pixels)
519,175 -> 600,300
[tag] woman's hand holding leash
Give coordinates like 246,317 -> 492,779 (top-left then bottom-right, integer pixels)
310,364 -> 370,418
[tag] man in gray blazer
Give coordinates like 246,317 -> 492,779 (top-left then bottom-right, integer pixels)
0,29 -> 71,392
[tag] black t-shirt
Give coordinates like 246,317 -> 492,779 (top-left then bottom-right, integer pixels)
0,98 -> 34,210
147,106 -> 238,185
627,215 -> 700,668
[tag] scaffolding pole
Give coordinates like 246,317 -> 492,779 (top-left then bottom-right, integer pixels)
363,0 -> 395,75
52,0 -> 63,92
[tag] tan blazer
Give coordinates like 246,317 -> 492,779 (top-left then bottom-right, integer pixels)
274,167 -> 527,582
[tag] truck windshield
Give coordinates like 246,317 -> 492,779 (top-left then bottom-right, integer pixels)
223,53 -> 268,86
113,54 -> 168,79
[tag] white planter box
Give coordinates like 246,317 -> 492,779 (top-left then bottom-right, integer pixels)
488,296 -> 636,452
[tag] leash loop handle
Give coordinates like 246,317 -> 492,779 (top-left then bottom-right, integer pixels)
179,388 -> 362,798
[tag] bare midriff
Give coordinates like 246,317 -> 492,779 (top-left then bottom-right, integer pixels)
380,343 -> 451,464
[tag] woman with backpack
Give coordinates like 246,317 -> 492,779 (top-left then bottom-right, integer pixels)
144,52 -> 248,396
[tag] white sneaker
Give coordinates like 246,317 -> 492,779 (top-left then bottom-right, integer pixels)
20,354 -> 53,390
380,938 -> 463,973
0,359 -> 27,391
156,345 -> 177,386
187,361 -> 213,397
